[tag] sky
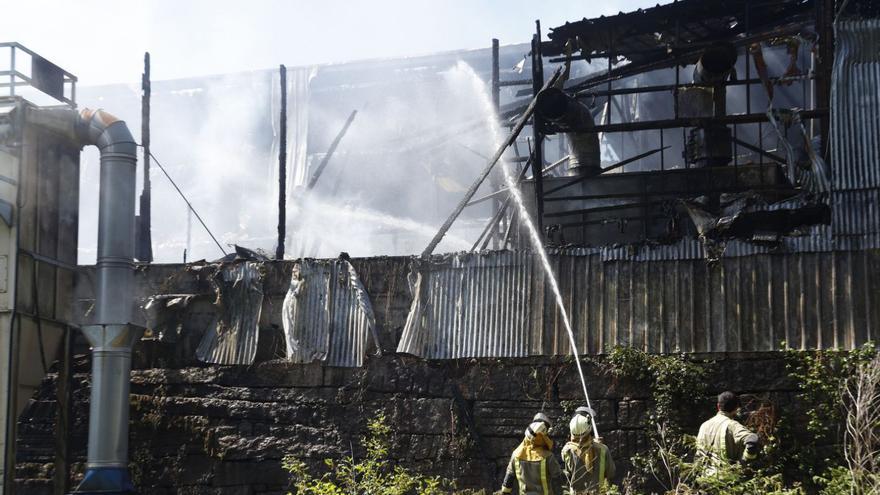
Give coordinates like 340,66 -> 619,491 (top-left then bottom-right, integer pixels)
2,0 -> 650,86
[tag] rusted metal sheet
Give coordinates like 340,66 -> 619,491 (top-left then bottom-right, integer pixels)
195,262 -> 264,365
397,251 -> 538,358
283,258 -> 379,367
398,250 -> 877,359
832,19 -> 880,191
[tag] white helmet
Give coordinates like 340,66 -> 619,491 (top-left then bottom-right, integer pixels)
525,420 -> 548,440
570,406 -> 595,437
533,412 -> 551,428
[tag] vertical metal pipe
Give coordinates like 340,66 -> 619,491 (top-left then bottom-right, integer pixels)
491,39 -> 502,249
531,21 -> 545,237
9,46 -> 15,97
276,65 -> 288,260
138,52 -> 153,263
79,109 -> 141,494
815,0 -> 834,158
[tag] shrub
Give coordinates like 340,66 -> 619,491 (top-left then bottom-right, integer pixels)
282,414 -> 448,495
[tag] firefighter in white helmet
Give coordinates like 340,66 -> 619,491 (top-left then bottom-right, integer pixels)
500,413 -> 564,495
562,407 -> 615,494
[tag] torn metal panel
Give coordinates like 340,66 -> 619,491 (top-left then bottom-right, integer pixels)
766,109 -> 831,195
142,293 -> 198,342
195,262 -> 264,365
832,19 -> 880,191
397,251 -> 535,359
282,258 -> 378,367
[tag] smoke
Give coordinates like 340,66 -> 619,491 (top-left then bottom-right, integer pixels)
289,60 -> 502,258
76,56 -> 513,262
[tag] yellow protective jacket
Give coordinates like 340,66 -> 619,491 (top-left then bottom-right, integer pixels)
501,434 -> 564,495
695,411 -> 757,472
561,439 -> 615,494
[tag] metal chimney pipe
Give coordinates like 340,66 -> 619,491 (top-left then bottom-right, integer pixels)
693,42 -> 738,116
27,107 -> 140,494
535,87 -> 600,177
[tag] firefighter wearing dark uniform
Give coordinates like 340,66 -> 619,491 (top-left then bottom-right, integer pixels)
500,413 -> 565,495
562,407 -> 615,494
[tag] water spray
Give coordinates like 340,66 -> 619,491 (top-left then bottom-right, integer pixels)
428,63 -> 601,439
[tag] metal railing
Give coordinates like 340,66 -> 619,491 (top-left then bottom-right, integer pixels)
0,42 -> 77,106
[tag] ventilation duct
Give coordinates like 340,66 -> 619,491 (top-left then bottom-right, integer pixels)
28,107 -> 140,494
686,42 -> 737,167
535,87 -> 601,177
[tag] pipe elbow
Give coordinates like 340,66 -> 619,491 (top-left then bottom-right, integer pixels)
693,43 -> 737,84
27,107 -> 136,155
79,108 -> 137,154
535,87 -> 601,176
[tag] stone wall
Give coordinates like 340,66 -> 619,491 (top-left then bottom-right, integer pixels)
14,349 -> 797,494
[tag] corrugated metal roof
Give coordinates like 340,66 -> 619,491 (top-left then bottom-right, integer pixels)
283,258 -> 379,367
195,262 -> 264,365
833,19 -> 880,191
397,249 -> 877,359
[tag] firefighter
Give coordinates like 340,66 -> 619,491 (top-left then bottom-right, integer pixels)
561,407 -> 615,494
695,391 -> 761,475
500,414 -> 565,495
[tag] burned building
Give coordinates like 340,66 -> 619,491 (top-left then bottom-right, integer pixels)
2,0 -> 880,493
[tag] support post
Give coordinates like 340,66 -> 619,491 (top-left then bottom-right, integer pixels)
276,65 -> 287,260
531,22 -> 546,237
53,326 -> 73,495
815,0 -> 833,159
137,52 -> 153,263
491,39 -> 502,249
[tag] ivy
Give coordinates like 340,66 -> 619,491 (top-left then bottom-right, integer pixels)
605,346 -> 710,429
773,342 -> 878,489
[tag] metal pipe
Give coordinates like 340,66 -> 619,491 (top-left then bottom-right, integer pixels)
534,87 -> 600,176
276,64 -> 287,260
27,106 -> 140,494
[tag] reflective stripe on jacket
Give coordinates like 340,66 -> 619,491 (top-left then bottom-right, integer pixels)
561,440 -> 615,494
501,454 -> 564,495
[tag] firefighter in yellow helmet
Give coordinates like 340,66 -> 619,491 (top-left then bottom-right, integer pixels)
561,407 -> 615,494
500,413 -> 564,495
695,391 -> 761,476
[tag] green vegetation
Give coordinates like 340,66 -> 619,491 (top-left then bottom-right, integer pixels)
283,414 -> 451,495
283,345 -> 878,494
600,344 -> 878,495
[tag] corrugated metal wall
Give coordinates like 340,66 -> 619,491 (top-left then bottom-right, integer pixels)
397,250 -> 878,359
283,259 -> 378,367
196,262 -> 264,365
832,19 -> 880,192
398,251 -> 537,358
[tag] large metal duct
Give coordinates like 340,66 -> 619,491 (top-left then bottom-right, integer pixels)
535,87 -> 601,177
686,42 -> 738,167
28,107 -> 140,494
